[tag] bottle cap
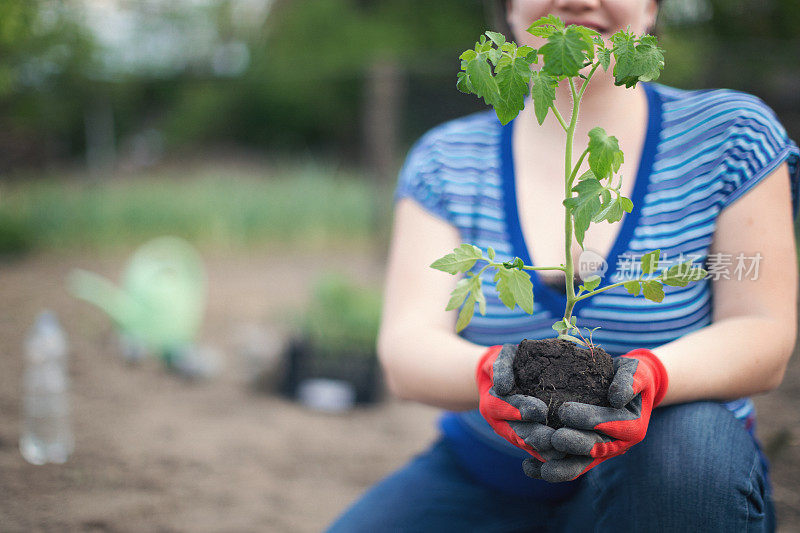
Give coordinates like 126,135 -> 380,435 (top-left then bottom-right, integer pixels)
26,310 -> 67,361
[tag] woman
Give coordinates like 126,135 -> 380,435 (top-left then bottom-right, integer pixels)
329,1 -> 800,531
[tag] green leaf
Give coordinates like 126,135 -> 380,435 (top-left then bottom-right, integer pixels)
640,34 -> 659,47
552,319 -> 579,336
531,71 -> 557,125
526,14 -> 565,38
571,178 -> 604,200
459,49 -> 477,61
610,31 -> 638,88
641,249 -> 660,274
487,247 -> 495,261
582,274 -> 601,291
587,127 -> 624,180
447,274 -> 486,328
642,280 -> 665,303
570,25 -> 599,60
540,27 -> 591,78
485,31 -> 506,46
559,334 -> 585,345
620,196 -> 634,213
456,71 -> 473,94
518,45 -> 536,59
472,275 -> 487,315
597,46 -> 612,71
488,47 -> 502,67
523,49 -> 539,63
566,178 -> 604,247
503,257 -> 525,270
611,30 -> 665,88
632,35 -> 665,83
430,243 -> 484,274
494,54 -> 533,125
494,266 -> 534,314
445,278 -> 471,311
464,53 -> 499,106
591,196 -> 625,224
692,267 -> 708,281
624,280 -> 641,296
456,293 -> 476,332
661,262 -> 707,287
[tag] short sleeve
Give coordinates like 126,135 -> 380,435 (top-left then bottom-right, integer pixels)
393,133 -> 453,223
719,94 -> 800,219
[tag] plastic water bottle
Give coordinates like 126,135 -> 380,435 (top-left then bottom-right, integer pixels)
20,311 -> 74,465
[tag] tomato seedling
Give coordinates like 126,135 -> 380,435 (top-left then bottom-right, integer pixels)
432,16 -> 707,344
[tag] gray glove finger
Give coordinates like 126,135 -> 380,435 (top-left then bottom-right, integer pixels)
492,344 -> 518,396
509,421 -> 555,452
609,357 -> 639,408
522,457 -> 543,479
551,427 -> 613,456
539,448 -> 567,461
540,456 -> 594,483
558,395 -> 642,430
500,393 -> 548,423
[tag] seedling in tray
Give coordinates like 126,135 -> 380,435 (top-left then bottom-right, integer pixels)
431,16 -> 707,425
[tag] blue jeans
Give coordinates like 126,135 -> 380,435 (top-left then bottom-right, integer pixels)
327,402 -> 775,532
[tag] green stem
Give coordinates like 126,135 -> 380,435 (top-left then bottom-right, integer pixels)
568,148 -> 590,185
521,265 -> 566,272
577,63 -> 601,100
574,281 -> 626,302
561,78 -> 582,331
474,262 -> 493,279
550,104 -> 568,132
574,277 -> 653,303
485,261 -> 565,272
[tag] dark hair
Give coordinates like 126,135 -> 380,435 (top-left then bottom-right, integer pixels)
485,0 -> 513,39
485,0 -> 661,39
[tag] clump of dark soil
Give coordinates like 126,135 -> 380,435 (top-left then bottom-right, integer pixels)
512,338 -> 614,428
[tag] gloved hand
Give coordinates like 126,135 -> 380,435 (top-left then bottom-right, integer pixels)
476,344 -> 563,462
523,348 -> 668,482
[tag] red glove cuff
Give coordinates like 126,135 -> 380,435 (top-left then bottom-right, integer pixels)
475,345 -> 543,460
475,345 -> 503,389
622,348 -> 669,407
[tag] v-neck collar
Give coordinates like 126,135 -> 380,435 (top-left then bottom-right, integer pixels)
500,82 -> 663,316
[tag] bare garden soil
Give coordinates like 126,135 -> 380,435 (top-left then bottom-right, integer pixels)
1,251 -> 799,531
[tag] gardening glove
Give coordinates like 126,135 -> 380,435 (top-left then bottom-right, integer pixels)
523,348 -> 668,483
476,344 -> 564,462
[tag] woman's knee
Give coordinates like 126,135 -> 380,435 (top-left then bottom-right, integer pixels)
588,402 -> 773,531
643,402 -> 758,482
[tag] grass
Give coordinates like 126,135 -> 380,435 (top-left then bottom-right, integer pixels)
0,161 -> 384,252
300,273 -> 382,355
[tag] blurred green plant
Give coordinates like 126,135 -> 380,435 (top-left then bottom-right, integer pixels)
226,0 -> 487,148
2,0 -> 798,172
300,274 -> 382,356
0,164 -> 377,250
657,0 -> 800,106
4,0 -> 798,173
0,0 -> 97,168
0,211 -> 34,256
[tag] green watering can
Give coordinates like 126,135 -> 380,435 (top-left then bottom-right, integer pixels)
68,236 -> 207,363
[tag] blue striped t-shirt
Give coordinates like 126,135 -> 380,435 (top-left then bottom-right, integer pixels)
395,82 -> 800,464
